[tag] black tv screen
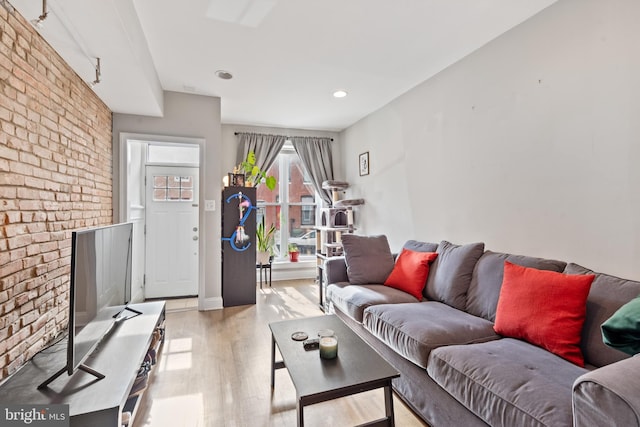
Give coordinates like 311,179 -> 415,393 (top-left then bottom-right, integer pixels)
67,222 -> 133,375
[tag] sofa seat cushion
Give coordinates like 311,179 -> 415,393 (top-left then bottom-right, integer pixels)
428,338 -> 589,427
362,301 -> 500,369
326,283 -> 418,323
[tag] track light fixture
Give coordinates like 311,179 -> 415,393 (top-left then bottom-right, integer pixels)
31,0 -> 49,28
25,0 -> 104,88
89,57 -> 101,88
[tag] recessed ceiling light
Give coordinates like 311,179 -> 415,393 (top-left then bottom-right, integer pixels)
333,90 -> 348,98
215,70 -> 233,80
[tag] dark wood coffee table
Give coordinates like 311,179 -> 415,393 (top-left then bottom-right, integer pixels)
270,315 -> 399,426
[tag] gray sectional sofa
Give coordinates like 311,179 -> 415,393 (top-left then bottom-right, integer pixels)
325,237 -> 640,427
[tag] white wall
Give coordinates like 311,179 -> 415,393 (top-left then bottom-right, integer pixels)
340,0 -> 640,280
113,91 -> 223,309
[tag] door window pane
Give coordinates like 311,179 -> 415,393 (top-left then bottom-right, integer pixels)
153,189 -> 167,200
153,175 -> 194,201
154,176 -> 168,187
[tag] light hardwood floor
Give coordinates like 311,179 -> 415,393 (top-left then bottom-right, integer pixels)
133,280 -> 428,427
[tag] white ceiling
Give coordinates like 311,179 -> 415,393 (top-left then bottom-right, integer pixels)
10,0 -> 558,131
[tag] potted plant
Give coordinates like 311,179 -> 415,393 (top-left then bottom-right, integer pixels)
234,151 -> 277,190
288,243 -> 299,262
256,217 -> 276,265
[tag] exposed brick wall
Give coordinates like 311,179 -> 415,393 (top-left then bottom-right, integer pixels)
0,6 -> 112,380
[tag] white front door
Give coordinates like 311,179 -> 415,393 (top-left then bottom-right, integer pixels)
145,165 -> 199,298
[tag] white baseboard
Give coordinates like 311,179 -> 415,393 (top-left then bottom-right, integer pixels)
200,296 -> 223,311
201,262 -> 315,311
257,260 -> 316,282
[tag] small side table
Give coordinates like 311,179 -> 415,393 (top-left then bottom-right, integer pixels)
257,256 -> 273,289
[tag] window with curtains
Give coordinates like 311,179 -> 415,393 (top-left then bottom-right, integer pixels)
256,142 -> 319,260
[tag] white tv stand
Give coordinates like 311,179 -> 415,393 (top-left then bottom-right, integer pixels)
0,301 -> 165,427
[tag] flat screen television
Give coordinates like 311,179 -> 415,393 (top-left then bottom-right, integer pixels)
38,222 -> 137,389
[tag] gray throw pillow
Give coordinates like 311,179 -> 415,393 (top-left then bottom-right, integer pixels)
342,234 -> 394,285
425,240 -> 485,310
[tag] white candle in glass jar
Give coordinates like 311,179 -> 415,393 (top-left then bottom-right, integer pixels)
319,336 -> 338,359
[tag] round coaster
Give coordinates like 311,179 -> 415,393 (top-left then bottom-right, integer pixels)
291,331 -> 308,341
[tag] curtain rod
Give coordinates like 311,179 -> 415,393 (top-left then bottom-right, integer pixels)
234,132 -> 333,142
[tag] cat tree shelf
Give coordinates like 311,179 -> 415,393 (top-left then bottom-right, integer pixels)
315,180 -> 365,311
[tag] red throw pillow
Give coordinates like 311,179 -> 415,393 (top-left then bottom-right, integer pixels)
384,249 -> 438,299
494,261 -> 595,366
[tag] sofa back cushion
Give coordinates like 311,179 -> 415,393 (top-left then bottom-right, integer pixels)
424,241 -> 484,310
564,263 -> 640,367
466,251 -> 566,321
402,240 -> 439,253
341,234 -> 395,285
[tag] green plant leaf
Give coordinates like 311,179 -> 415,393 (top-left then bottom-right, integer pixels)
256,217 -> 276,253
265,176 -> 277,191
247,151 -> 256,165
235,150 -> 277,191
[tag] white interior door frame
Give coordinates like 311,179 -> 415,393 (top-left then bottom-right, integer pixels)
118,133 -> 205,308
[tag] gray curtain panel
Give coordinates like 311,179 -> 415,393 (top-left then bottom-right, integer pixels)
291,136 -> 334,206
236,132 -> 286,174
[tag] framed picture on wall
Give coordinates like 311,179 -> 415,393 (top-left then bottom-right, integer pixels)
359,152 -> 370,176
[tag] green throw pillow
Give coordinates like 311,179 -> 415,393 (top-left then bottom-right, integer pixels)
601,295 -> 640,356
